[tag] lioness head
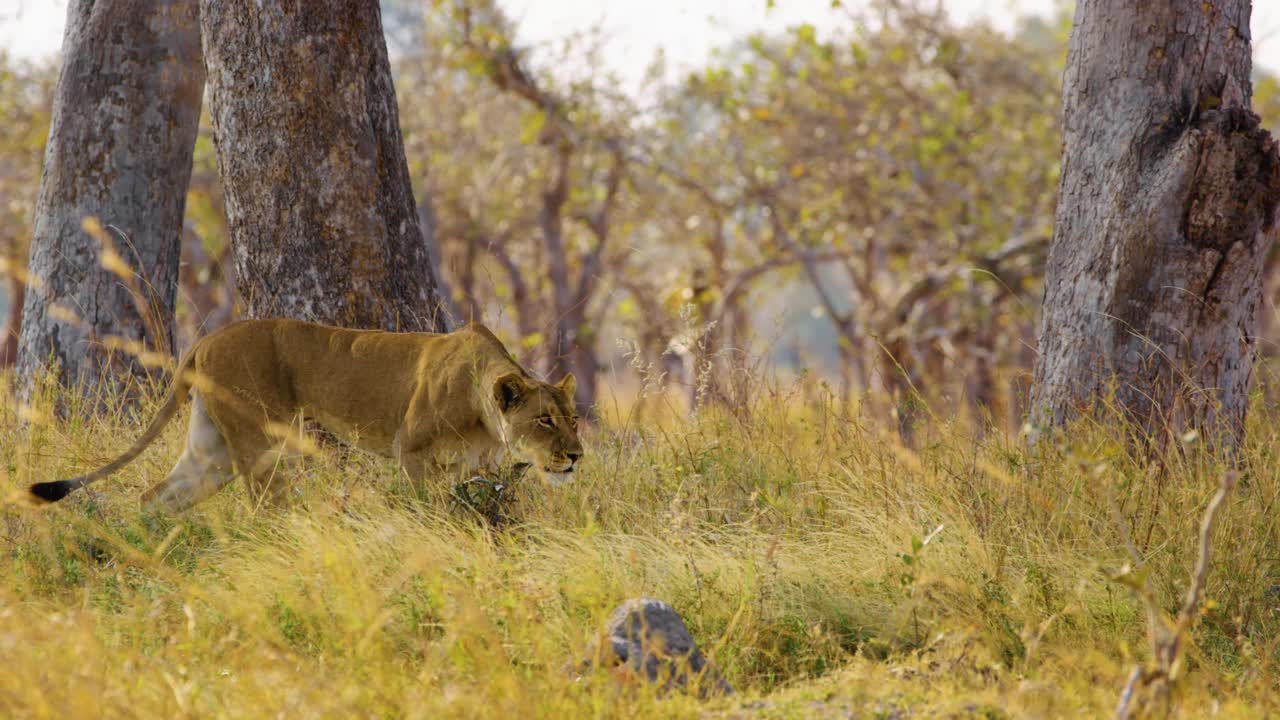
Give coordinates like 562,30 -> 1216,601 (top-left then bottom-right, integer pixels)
493,372 -> 583,476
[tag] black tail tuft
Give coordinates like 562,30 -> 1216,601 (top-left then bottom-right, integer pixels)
29,480 -> 76,503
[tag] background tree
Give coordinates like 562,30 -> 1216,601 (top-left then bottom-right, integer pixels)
1030,0 -> 1280,445
641,6 -> 1060,437
400,0 -> 637,416
16,0 -> 204,409
200,0 -> 449,333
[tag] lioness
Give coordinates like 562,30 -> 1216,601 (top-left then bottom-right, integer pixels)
28,319 -> 583,512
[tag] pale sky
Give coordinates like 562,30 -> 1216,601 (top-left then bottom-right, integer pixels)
3,1 -> 1279,90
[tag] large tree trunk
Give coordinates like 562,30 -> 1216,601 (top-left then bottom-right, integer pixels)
200,0 -> 449,333
17,0 -> 204,408
1031,0 -> 1280,445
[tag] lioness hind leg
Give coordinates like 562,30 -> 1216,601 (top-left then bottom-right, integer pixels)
242,415 -> 310,508
245,442 -> 306,508
141,393 -> 236,513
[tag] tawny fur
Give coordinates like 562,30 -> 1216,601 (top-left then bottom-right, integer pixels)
29,319 -> 583,512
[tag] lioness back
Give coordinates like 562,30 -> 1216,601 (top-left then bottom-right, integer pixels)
191,319 -> 523,452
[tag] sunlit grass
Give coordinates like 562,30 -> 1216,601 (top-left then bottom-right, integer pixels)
2,371 -> 1280,718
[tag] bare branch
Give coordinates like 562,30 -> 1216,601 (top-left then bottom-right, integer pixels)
763,201 -> 851,329
715,250 -> 853,323
573,141 -> 628,307
478,237 -> 531,314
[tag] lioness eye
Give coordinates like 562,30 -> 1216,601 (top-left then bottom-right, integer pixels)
537,416 -> 554,427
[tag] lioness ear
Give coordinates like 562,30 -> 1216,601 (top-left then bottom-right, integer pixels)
493,373 -> 528,412
557,373 -> 577,399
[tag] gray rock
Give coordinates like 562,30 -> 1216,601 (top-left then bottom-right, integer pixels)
586,597 -> 733,698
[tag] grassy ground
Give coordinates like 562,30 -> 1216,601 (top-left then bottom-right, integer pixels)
2,377 -> 1280,718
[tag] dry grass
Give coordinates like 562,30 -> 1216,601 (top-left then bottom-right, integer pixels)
2,373 -> 1280,718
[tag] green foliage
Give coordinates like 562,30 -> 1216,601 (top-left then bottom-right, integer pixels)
1256,71 -> 1280,133
620,4 -> 1071,426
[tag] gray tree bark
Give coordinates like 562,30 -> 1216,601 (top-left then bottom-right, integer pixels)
1031,0 -> 1280,445
17,0 -> 204,409
199,0 -> 450,333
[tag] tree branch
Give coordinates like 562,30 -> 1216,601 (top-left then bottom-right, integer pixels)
763,201 -> 851,330
572,140 -> 627,308
715,250 -> 853,324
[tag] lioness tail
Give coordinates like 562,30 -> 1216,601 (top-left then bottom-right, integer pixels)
28,355 -> 197,504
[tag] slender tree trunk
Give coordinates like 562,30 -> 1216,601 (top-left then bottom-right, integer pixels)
541,143 -> 575,380
417,200 -> 466,325
453,232 -> 482,324
200,0 -> 449,333
570,325 -> 600,416
690,223 -> 729,411
1031,0 -> 1280,445
689,267 -> 721,410
1009,319 -> 1037,436
483,242 -> 540,366
725,303 -> 752,410
538,143 -> 601,416
0,278 -> 24,367
837,344 -> 856,415
176,225 -> 236,353
549,299 -> 598,417
17,0 -> 204,408
966,319 -> 998,436
881,337 -> 922,447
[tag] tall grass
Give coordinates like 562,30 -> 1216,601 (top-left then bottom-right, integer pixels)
2,371 -> 1279,718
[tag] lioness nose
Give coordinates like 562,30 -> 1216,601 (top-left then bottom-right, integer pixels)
567,451 -> 582,464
